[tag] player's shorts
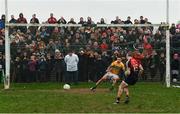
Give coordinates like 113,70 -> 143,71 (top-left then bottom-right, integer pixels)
124,71 -> 139,85
103,72 -> 119,80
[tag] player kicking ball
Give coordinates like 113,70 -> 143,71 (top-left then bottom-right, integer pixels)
90,57 -> 125,91
114,52 -> 143,104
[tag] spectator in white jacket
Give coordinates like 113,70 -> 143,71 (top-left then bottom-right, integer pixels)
64,50 -> 79,84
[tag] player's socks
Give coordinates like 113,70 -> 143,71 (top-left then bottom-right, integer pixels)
90,85 -> 97,91
115,97 -> 120,104
124,95 -> 129,104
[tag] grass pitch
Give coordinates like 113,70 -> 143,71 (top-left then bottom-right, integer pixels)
0,82 -> 179,113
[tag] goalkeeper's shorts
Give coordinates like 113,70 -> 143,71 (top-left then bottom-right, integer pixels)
124,71 -> 139,85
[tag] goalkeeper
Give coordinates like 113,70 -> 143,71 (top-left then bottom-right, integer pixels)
114,52 -> 144,104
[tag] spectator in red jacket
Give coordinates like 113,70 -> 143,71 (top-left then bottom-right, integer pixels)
47,13 -> 57,34
143,42 -> 153,57
17,13 -> 27,33
100,39 -> 108,51
48,13 -> 57,24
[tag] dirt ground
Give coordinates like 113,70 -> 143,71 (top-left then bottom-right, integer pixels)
8,88 -> 111,94
63,88 -> 110,94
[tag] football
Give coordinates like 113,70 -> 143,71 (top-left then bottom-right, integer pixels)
63,84 -> 71,90
125,69 -> 131,76
173,78 -> 177,83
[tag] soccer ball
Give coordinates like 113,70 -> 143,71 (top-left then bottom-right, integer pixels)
173,78 -> 177,83
63,84 -> 70,90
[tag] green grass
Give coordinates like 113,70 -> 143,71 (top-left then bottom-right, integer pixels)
0,82 -> 179,113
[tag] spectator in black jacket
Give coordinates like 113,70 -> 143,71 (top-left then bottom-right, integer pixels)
68,18 -> 76,24
78,17 -> 86,25
124,16 -> 132,24
148,50 -> 158,81
139,16 -> 145,24
9,15 -> 17,34
9,15 -> 16,23
27,55 -> 37,82
170,23 -> 176,35
171,53 -> 180,81
30,14 -> 39,24
78,49 -> 88,82
94,54 -> 105,81
54,49 -> 65,82
0,39 -> 4,54
111,16 -> 119,24
21,52 -> 29,82
46,53 -> 55,81
97,18 -> 106,24
87,51 -> 96,82
145,18 -> 153,30
158,52 -> 166,82
29,14 -> 39,35
0,53 -> 4,83
12,57 -> 21,82
87,17 -> 94,25
57,17 -> 67,24
37,55 -> 47,82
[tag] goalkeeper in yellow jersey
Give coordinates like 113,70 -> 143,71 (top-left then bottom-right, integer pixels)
90,57 -> 125,91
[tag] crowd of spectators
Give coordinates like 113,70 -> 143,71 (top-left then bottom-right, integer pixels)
0,13 -> 180,83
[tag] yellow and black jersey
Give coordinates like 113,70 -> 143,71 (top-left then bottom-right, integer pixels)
109,61 -> 125,75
